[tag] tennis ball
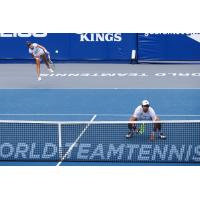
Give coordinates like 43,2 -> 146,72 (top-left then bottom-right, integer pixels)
55,50 -> 59,54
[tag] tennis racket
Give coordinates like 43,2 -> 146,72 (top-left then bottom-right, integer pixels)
43,50 -> 56,70
48,58 -> 56,70
139,123 -> 145,134
46,52 -> 56,70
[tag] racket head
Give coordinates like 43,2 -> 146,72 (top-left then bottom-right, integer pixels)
139,123 -> 145,134
47,58 -> 56,70
50,62 -> 56,70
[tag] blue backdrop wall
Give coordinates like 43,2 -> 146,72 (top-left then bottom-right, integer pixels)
0,33 -> 137,63
138,33 -> 200,62
1,33 -> 200,63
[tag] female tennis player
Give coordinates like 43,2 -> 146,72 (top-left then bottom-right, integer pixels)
126,100 -> 166,140
26,41 -> 54,81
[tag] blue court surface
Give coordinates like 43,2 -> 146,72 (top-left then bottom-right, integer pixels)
0,89 -> 200,166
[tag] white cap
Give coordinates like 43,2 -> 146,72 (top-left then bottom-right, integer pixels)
142,100 -> 150,106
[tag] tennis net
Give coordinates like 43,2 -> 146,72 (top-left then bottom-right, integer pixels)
0,120 -> 200,163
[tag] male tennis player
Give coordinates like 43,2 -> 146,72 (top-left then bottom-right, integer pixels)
126,100 -> 166,140
26,41 -> 54,81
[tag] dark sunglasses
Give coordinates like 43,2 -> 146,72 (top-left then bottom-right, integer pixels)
142,105 -> 149,108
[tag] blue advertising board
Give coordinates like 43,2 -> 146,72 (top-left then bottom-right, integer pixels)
0,33 -> 137,63
138,33 -> 200,62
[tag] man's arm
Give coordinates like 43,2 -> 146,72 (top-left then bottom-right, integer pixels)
149,107 -> 159,121
126,107 -> 140,138
128,108 -> 139,130
128,116 -> 137,130
150,107 -> 162,132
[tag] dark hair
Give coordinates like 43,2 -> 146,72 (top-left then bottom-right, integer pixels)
26,41 -> 32,47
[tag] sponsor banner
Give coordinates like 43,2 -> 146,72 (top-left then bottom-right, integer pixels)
0,142 -> 58,160
68,33 -> 136,61
1,142 -> 199,163
138,33 -> 200,62
0,33 -> 137,62
0,33 -> 69,60
1,121 -> 199,163
63,143 -> 200,163
0,122 -> 59,161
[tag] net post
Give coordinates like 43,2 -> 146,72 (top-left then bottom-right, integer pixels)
58,123 -> 62,159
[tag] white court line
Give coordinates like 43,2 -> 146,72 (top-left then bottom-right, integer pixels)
56,114 -> 97,166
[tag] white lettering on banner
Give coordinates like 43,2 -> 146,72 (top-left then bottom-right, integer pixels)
0,33 -> 13,37
29,143 -> 40,159
193,145 -> 200,161
0,143 -> 14,158
0,142 -> 200,162
96,34 -> 104,41
138,145 -> 152,161
168,145 -> 185,161
187,33 -> 200,43
89,144 -> 105,160
42,143 -> 57,159
144,33 -> 193,37
79,33 -> 122,42
129,73 -> 148,77
155,73 -> 166,76
105,33 -> 115,42
0,142 -> 59,160
192,73 -> 200,76
107,144 -> 125,160
80,34 -> 90,42
168,73 -> 177,76
40,73 -> 200,78
0,33 -> 47,37
101,73 -> 116,77
143,33 -> 200,44
67,74 -> 79,77
126,144 -> 140,160
71,143 -> 200,162
152,145 -> 168,161
185,145 -> 193,161
179,73 -> 190,76
81,73 -> 94,77
77,144 -> 91,160
14,143 -> 29,159
118,73 -> 129,77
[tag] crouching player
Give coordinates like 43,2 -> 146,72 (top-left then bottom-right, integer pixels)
126,100 -> 166,140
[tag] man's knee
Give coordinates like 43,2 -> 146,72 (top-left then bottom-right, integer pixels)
154,117 -> 161,131
128,117 -> 137,130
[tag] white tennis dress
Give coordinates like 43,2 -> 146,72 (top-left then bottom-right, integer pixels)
29,43 -> 45,57
133,105 -> 157,121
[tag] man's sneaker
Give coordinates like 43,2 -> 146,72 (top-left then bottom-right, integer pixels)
126,131 -> 134,139
159,133 -> 167,140
38,76 -> 42,81
48,68 -> 54,73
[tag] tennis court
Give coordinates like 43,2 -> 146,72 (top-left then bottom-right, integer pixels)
0,63 -> 199,166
